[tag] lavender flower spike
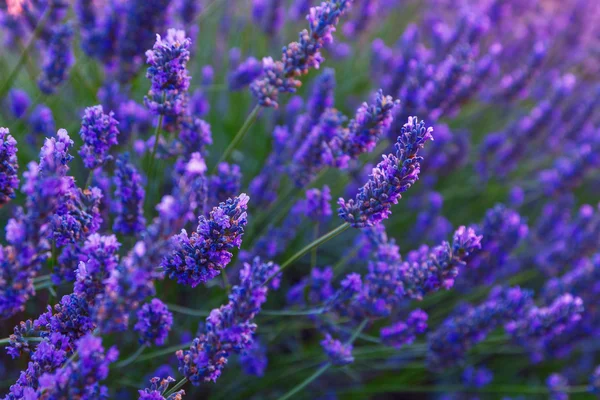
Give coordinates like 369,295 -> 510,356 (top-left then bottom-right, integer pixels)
78,105 -> 120,170
139,376 -> 186,399
135,298 -> 173,346
38,23 -> 74,95
162,194 -> 249,287
113,154 -> 146,236
0,128 -> 19,206
144,29 -> 191,121
338,116 -> 433,227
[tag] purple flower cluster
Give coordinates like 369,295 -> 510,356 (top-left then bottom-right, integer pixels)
38,23 -> 74,94
113,154 -> 146,236
338,116 -> 434,227
139,376 -> 186,400
380,309 -> 428,349
321,334 -> 354,365
78,105 -> 120,170
162,194 -> 249,287
176,258 -> 280,385
135,299 -> 173,346
0,128 -> 18,206
250,0 -> 353,107
144,29 -> 192,124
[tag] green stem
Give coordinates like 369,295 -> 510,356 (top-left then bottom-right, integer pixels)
115,345 -> 147,368
0,5 -> 54,99
221,270 -> 231,292
214,104 -> 261,170
333,247 -> 359,278
34,280 -> 55,291
147,109 -> 166,178
167,303 -> 210,317
127,341 -> 194,365
0,336 -> 43,346
310,223 -> 319,269
276,363 -> 331,400
261,308 -> 324,316
164,377 -> 188,397
33,274 -> 51,283
347,319 -> 369,345
84,169 -> 94,189
265,223 -> 350,285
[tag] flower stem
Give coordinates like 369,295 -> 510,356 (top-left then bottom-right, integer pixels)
147,107 -> 166,178
310,223 -> 319,269
84,169 -> 94,189
213,104 -> 261,171
0,336 -> 43,346
261,308 -> 324,316
276,363 -> 331,400
265,223 -> 350,285
115,345 -> 147,368
125,341 -> 195,366
164,377 -> 188,397
167,303 -> 210,317
0,4 -> 54,99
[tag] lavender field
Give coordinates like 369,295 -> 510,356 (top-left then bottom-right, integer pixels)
0,0 -> 599,398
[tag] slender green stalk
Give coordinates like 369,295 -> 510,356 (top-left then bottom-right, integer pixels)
84,169 -> 94,189
214,104 -> 261,170
221,270 -> 231,292
265,223 -> 350,285
34,280 -> 55,291
0,337 -> 43,346
310,223 -> 319,269
33,274 -> 51,283
115,345 -> 147,368
147,105 -> 166,177
276,363 -> 331,400
332,247 -> 359,278
164,377 -> 188,397
347,319 -> 369,344
167,303 -> 210,317
261,308 -> 324,316
128,341 -> 194,365
0,5 -> 54,99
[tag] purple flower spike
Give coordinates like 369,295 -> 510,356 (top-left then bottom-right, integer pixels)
162,194 -> 249,287
78,105 -> 120,170
321,334 -> 354,365
0,128 -> 19,206
139,376 -> 186,400
144,29 -> 191,124
381,309 -> 428,349
338,116 -> 434,227
135,299 -> 173,346
38,23 -> 74,95
113,154 -> 146,236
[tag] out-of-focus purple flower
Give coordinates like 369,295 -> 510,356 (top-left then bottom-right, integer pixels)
506,294 -> 583,362
493,42 -> 546,102
547,373 -> 569,400
293,185 -> 332,223
49,184 -> 103,247
240,339 -> 268,377
338,116 -> 434,227
250,0 -> 353,108
144,28 -> 191,127
228,56 -> 263,91
135,299 -> 173,346
176,117 -> 212,158
343,0 -> 378,37
590,366 -> 600,396
8,89 -> 30,118
138,376 -> 186,400
289,0 -> 311,20
28,104 -> 56,142
462,366 -> 493,388
380,309 -> 428,348
78,105 -> 120,170
177,258 -> 280,385
36,334 -> 118,399
208,163 -> 242,208
252,0 -> 284,36
189,87 -> 210,117
427,286 -> 533,370
321,334 -> 354,365
0,128 -> 19,206
38,23 -> 74,94
162,194 -> 249,287
410,191 -> 452,245
72,234 -> 121,301
116,0 -> 171,82
113,154 -> 146,236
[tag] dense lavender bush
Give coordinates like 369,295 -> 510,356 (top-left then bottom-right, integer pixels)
0,0 -> 598,398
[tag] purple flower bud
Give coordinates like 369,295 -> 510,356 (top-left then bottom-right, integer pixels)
113,154 -> 146,236
135,299 -> 173,346
78,105 -> 120,170
8,89 -> 30,118
381,309 -> 428,348
321,334 -> 354,365
38,23 -> 74,94
0,128 -> 19,206
139,376 -> 186,400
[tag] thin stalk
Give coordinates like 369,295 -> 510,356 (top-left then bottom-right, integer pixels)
310,223 -> 319,269
333,247 -> 359,278
0,5 -> 54,99
115,345 -> 147,368
129,341 -> 195,365
34,280 -> 55,291
84,169 -> 94,189
265,223 -> 350,285
147,103 -> 166,178
0,336 -> 43,346
221,270 -> 231,292
275,320 -> 368,400
214,104 -> 261,170
33,274 -> 51,283
167,303 -> 210,318
276,363 -> 331,400
164,377 -> 188,397
261,308 -> 324,316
